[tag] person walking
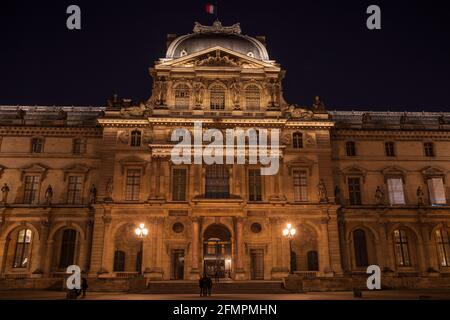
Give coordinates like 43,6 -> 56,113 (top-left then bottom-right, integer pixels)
199,275 -> 206,297
214,269 -> 220,284
81,277 -> 88,298
206,275 -> 213,297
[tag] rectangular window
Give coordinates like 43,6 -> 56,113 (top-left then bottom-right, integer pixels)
348,177 -> 362,205
387,178 -> 405,205
346,141 -> 356,157
248,169 -> 262,202
73,138 -> 85,154
23,175 -> 40,204
210,87 -> 225,110
428,178 -> 447,205
385,142 -> 395,157
424,142 -> 435,157
31,138 -> 43,153
293,170 -> 308,202
125,169 -> 141,201
67,176 -> 83,204
172,168 -> 187,202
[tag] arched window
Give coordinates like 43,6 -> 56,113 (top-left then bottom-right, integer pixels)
31,137 -> 44,153
59,229 -> 77,268
435,229 -> 450,267
13,229 -> 32,268
353,229 -> 369,267
205,165 -> 230,199
245,85 -> 260,111
210,85 -> 225,110
130,130 -> 141,147
307,250 -> 319,271
393,229 -> 411,266
114,250 -> 126,272
293,132 -> 303,149
346,141 -> 356,156
174,84 -> 190,109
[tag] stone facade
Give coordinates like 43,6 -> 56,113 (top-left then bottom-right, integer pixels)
0,21 -> 449,288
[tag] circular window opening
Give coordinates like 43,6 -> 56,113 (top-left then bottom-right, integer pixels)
172,222 -> 184,233
251,223 -> 262,234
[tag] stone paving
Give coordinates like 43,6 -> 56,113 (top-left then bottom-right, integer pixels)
0,290 -> 450,300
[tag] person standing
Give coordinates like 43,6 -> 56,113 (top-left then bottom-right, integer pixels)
206,275 -> 213,297
199,275 -> 205,297
81,277 -> 88,298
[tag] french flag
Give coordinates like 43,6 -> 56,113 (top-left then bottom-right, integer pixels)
205,3 -> 217,15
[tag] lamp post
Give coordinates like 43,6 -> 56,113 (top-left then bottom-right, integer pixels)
135,223 -> 149,277
282,223 -> 297,274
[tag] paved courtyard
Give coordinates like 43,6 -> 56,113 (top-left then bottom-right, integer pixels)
0,290 -> 450,300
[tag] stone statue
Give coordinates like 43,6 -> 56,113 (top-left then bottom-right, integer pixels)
153,77 -> 168,106
317,179 -> 328,203
375,186 -> 384,205
193,82 -> 205,107
230,81 -> 241,109
362,112 -> 372,124
312,96 -> 326,112
120,102 -> 148,118
265,79 -> 281,108
417,186 -> 424,206
45,185 -> 53,205
105,179 -> 113,200
89,184 -> 97,204
1,183 -> 10,204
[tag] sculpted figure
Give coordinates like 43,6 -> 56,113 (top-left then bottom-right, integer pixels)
193,82 -> 205,107
45,185 -> 53,205
89,184 -> 97,204
230,81 -> 241,108
417,186 -> 424,206
153,77 -> 168,106
312,96 -> 326,111
265,79 -> 281,108
1,183 -> 10,204
105,179 -> 113,200
317,179 -> 328,203
375,186 -> 384,205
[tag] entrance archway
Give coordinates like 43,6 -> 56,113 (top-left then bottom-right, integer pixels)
203,224 -> 232,279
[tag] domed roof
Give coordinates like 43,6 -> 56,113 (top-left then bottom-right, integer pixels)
166,21 -> 270,61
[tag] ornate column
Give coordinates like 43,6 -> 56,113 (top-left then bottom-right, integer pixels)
190,217 -> 201,279
235,217 -> 245,280
99,214 -> 113,276
147,217 -> 164,280
320,217 -> 333,276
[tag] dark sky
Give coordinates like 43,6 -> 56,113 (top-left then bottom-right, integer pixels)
1,0 -> 449,111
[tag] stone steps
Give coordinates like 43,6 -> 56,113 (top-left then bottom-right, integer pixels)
139,281 -> 288,294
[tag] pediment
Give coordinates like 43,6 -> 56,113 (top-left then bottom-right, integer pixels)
160,46 -> 277,70
119,156 -> 149,174
21,163 -> 48,173
285,157 -> 316,175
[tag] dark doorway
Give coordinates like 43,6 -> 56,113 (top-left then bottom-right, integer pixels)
250,249 -> 264,280
307,250 -> 319,271
171,249 -> 185,280
203,224 -> 232,278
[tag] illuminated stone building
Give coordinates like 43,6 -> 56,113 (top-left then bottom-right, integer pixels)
0,21 -> 449,290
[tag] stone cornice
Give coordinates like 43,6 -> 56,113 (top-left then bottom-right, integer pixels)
0,126 -> 102,137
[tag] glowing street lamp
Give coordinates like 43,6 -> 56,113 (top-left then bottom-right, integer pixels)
282,223 -> 297,274
135,223 -> 148,276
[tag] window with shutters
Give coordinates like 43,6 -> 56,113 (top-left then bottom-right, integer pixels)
174,84 -> 190,109
346,141 -> 356,156
385,142 -> 395,157
23,175 -> 40,204
67,176 -> 83,204
435,229 -> 450,267
172,168 -> 187,201
428,178 -> 447,205
13,229 -> 32,268
31,138 -> 44,153
245,85 -> 260,111
348,177 -> 362,205
393,229 -> 411,266
125,169 -> 141,201
293,170 -> 308,202
387,178 -> 405,205
210,86 -> 225,110
248,169 -> 262,202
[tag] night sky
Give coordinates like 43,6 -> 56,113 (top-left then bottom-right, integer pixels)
1,0 -> 449,112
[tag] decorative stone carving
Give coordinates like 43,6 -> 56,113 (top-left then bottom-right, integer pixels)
193,81 -> 205,108
89,184 -> 97,204
45,185 -> 53,205
265,78 -> 281,108
196,53 -> 239,67
317,179 -> 328,203
375,186 -> 384,205
105,178 -> 113,201
305,133 -> 316,147
193,20 -> 242,35
282,133 -> 291,145
230,80 -> 242,109
1,183 -> 10,204
312,96 -> 326,112
286,105 -> 313,119
362,112 -> 372,124
120,102 -> 149,118
417,186 -> 425,206
153,76 -> 168,106
143,131 -> 153,144
117,130 -> 130,145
